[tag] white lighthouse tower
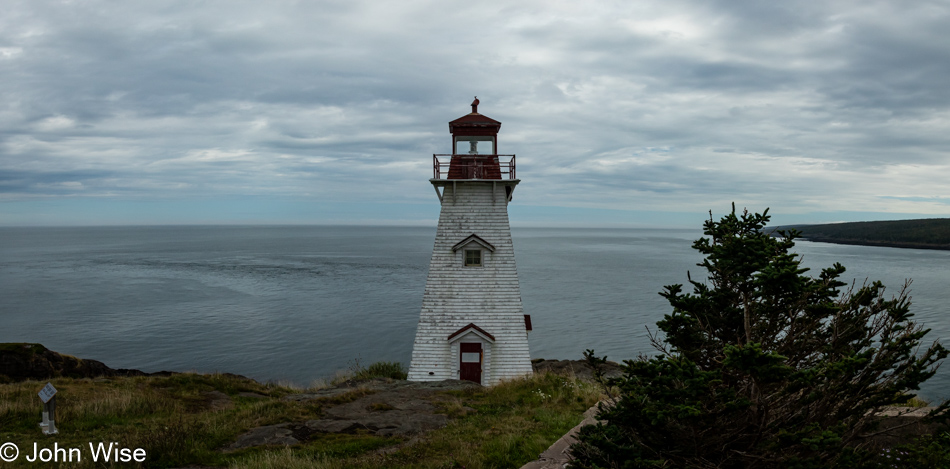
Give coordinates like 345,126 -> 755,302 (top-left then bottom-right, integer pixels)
407,99 -> 532,386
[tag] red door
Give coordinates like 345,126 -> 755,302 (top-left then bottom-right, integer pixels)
459,342 -> 482,383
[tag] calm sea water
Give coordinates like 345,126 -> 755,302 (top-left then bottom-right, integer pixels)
1,226 -> 948,400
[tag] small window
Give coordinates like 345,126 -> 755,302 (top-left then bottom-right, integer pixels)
464,249 -> 482,266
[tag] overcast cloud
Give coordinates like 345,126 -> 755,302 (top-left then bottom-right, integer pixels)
1,0 -> 948,226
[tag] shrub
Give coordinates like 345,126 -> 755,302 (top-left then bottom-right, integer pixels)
571,206 -> 949,468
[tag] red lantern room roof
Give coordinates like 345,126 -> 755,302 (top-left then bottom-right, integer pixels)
432,98 -> 516,181
449,97 -> 501,136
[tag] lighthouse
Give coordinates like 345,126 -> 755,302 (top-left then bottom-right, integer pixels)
407,99 -> 532,386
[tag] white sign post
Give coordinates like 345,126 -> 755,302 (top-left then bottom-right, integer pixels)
38,382 -> 58,435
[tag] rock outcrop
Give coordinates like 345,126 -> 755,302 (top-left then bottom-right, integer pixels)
0,343 -> 173,382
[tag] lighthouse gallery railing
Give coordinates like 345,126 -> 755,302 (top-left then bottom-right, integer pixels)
432,154 -> 516,180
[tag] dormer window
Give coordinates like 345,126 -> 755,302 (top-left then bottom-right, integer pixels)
465,249 -> 482,267
452,233 -> 495,268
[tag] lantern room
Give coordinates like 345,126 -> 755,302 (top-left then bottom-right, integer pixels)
433,97 -> 516,181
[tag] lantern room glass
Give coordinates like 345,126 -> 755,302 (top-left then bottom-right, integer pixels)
455,136 -> 495,155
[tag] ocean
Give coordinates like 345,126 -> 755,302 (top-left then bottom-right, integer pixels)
1,225 -> 948,400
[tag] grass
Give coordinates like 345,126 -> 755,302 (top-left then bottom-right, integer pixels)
1,374 -> 291,468
0,368 -> 601,468
904,396 -> 931,408
304,372 -> 602,469
306,359 -> 407,390
0,343 -> 49,355
353,362 -> 408,381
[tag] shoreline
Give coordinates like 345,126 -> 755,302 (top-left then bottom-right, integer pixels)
798,236 -> 950,251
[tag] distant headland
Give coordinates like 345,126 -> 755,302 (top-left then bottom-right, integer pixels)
770,218 -> 950,251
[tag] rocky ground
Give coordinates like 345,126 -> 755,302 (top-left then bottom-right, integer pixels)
0,343 -> 177,381
226,358 -> 622,450
0,343 -> 620,453
228,379 -> 481,449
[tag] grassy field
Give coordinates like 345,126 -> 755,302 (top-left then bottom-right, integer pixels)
0,370 -> 601,468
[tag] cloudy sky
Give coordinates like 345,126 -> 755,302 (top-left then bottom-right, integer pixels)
1,0 -> 948,227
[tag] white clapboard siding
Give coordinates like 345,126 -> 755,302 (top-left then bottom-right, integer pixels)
408,180 -> 532,385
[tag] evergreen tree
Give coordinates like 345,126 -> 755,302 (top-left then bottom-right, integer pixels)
571,206 -> 948,468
